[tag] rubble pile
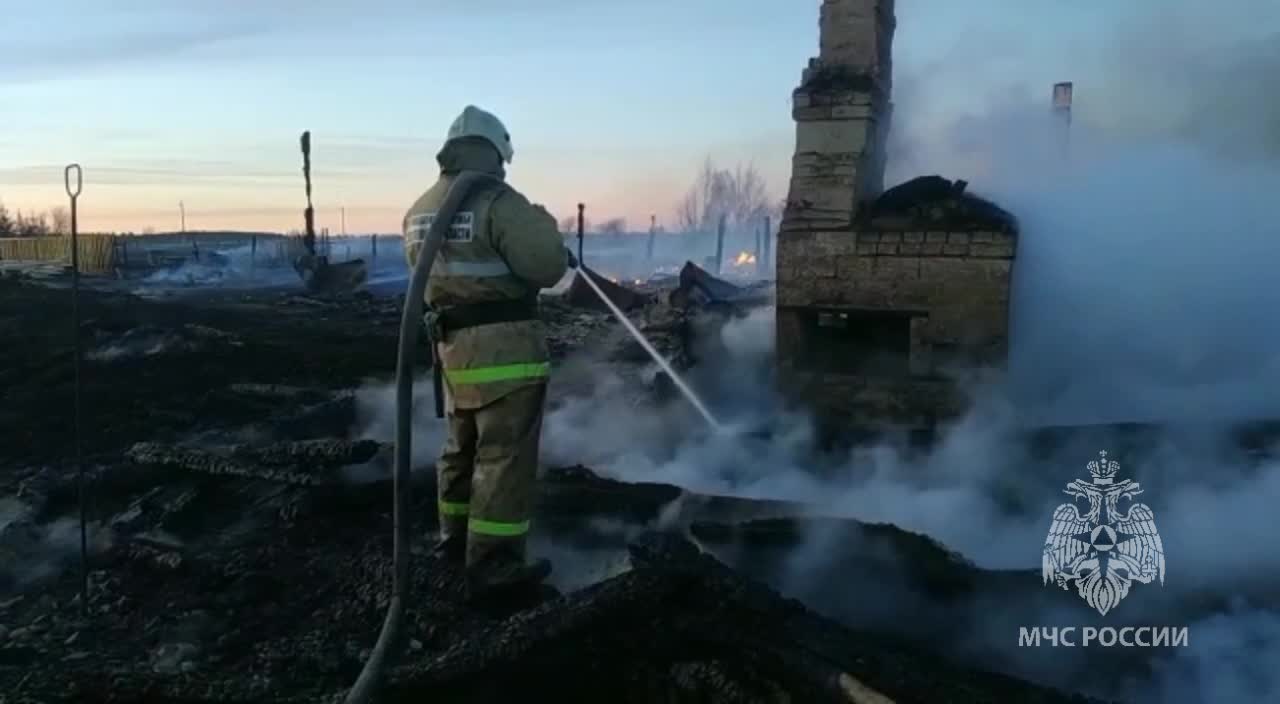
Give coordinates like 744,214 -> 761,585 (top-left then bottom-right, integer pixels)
564,266 -> 655,313
2,446 -> 1095,704
572,260 -> 775,370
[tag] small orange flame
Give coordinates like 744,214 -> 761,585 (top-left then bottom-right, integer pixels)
732,251 -> 757,266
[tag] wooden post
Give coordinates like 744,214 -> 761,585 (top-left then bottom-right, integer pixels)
754,221 -> 763,275
371,233 -> 378,267
762,215 -> 772,273
576,203 -> 585,266
714,214 -> 726,274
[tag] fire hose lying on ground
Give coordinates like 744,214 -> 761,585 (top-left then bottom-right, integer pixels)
342,170 -> 492,704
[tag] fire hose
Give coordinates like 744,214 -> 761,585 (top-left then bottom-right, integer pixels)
567,259 -> 722,430
342,170 -> 494,704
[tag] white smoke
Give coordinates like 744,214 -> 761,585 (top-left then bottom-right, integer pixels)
133,235 -> 399,292
531,74 -> 1280,693
537,300 -> 1280,703
350,375 -> 447,471
1,507 -> 114,591
139,241 -> 297,289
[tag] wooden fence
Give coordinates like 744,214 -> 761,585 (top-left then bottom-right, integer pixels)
0,234 -> 117,274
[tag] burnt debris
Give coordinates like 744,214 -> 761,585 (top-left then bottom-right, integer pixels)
862,175 -> 1018,231
0,275 -> 1103,704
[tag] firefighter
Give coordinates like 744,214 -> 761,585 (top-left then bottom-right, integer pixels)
402,105 -> 570,601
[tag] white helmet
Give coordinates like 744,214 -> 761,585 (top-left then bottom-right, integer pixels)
444,105 -> 513,164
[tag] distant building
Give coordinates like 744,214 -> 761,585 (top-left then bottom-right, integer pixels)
775,0 -> 1018,432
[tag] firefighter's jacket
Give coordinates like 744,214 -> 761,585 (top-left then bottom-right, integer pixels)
403,140 -> 568,410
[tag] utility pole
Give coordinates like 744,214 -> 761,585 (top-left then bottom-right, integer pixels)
1053,82 -> 1072,163
341,207 -> 346,237
179,201 -> 186,234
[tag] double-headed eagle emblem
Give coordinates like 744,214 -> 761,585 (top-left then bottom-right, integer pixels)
1041,451 -> 1166,615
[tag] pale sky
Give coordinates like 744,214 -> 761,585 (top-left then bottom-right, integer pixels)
1,0 -> 1275,233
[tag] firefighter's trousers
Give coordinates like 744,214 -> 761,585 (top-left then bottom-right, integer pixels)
435,383 -> 546,579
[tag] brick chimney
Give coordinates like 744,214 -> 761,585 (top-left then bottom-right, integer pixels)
782,0 -> 895,233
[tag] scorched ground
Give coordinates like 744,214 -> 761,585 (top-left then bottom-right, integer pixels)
0,274 -> 1095,703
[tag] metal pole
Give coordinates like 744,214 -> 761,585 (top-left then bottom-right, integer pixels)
576,203 -> 585,266
250,235 -> 257,279
180,201 -> 185,234
341,207 -> 346,237
371,234 -> 378,268
64,164 -> 87,618
647,214 -> 656,261
714,214 -> 726,274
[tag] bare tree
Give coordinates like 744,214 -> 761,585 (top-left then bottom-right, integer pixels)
0,201 -> 12,236
598,217 -> 626,235
674,157 -> 778,234
13,210 -> 49,237
48,206 -> 70,235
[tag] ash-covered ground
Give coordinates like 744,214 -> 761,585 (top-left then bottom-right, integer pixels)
2,196 -> 1279,704
0,259 -> 1091,704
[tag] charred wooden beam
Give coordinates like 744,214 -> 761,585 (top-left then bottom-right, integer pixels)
228,383 -> 332,402
228,438 -> 383,467
538,465 -> 681,522
126,442 -> 326,487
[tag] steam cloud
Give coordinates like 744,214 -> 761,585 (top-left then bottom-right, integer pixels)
528,300 -> 1280,703
534,31 -> 1280,698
